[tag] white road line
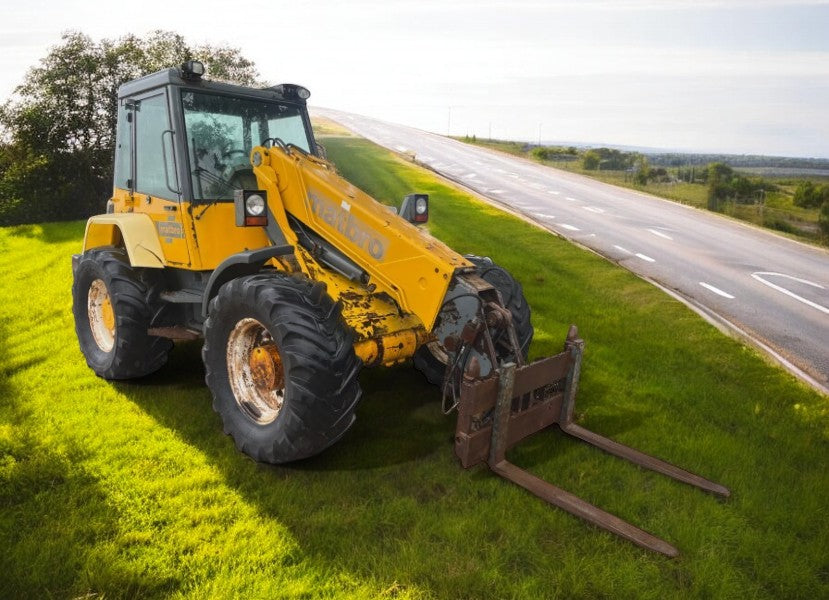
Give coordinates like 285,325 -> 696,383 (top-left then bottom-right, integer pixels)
636,253 -> 655,263
489,189 -> 505,194
464,173 -> 478,179
560,224 -> 580,231
648,228 -> 673,240
547,190 -> 560,195
529,183 -> 546,190
582,206 -> 605,214
699,282 -> 735,299
613,245 -> 632,254
394,145 -> 408,152
751,272 -> 829,315
565,196 -> 578,202
533,212 -> 556,219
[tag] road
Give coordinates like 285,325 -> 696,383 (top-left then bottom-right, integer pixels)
315,108 -> 829,394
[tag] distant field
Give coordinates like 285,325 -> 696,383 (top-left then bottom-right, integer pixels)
461,138 -> 826,245
0,133 -> 827,599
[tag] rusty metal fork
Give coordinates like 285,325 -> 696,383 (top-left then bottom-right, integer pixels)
459,326 -> 730,557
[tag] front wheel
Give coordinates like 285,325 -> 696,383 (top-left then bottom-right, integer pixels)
202,273 -> 362,463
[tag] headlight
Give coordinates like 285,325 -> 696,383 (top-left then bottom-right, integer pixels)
246,194 -> 266,216
235,190 -> 268,227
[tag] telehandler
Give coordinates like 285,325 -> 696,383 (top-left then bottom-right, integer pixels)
72,61 -> 728,556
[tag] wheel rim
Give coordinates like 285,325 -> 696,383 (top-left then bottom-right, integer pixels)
88,278 -> 115,352
226,318 -> 285,424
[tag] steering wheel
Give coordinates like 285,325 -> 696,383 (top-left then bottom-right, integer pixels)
223,149 -> 247,159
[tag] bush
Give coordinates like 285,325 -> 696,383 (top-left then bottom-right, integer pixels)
793,181 -> 829,209
582,150 -> 601,170
820,200 -> 829,238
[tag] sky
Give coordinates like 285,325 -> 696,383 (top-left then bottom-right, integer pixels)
1,0 -> 828,158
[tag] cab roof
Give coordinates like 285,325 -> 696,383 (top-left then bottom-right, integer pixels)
117,67 -> 307,105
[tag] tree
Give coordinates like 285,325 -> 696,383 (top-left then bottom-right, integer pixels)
633,156 -> 650,185
820,199 -> 829,239
0,31 -> 261,225
582,150 -> 600,170
793,180 -> 829,209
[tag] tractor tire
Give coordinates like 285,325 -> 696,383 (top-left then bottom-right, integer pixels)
414,255 -> 534,386
72,247 -> 173,379
202,273 -> 362,463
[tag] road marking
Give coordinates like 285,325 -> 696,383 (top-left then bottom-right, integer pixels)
533,212 -> 556,219
489,189 -> 505,194
565,196 -> 578,202
636,253 -> 655,263
547,190 -> 560,195
613,245 -> 632,254
394,145 -> 408,152
582,206 -> 605,214
751,272 -> 829,315
464,173 -> 477,179
648,228 -> 673,240
530,183 -> 546,190
560,224 -> 580,231
699,282 -> 735,299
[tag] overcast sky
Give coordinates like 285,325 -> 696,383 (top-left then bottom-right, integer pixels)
1,0 -> 828,157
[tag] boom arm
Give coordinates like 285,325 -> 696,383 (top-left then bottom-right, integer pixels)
250,145 -> 473,330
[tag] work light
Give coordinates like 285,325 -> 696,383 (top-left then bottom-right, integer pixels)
235,190 -> 268,227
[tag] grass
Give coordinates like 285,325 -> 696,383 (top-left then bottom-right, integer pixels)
0,133 -> 827,599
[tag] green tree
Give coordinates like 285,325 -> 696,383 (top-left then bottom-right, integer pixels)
582,150 -> 600,170
793,180 -> 829,209
633,156 -> 650,185
707,162 -> 734,211
820,199 -> 829,239
0,31 -> 261,225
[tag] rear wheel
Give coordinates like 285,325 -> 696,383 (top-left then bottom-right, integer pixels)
414,255 -> 533,385
72,247 -> 172,379
202,273 -> 362,463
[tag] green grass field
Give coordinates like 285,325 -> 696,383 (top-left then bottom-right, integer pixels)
1,134 -> 827,599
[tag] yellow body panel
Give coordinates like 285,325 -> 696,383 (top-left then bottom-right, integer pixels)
95,145 -> 471,364
252,147 -> 472,331
83,213 -> 165,268
110,188 -> 191,266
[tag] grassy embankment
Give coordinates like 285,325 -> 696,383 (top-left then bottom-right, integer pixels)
0,129 -> 827,599
461,138 -> 826,244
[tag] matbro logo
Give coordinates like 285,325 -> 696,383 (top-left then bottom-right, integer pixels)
309,191 -> 388,260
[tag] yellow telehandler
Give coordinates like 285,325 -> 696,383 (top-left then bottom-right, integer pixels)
72,61 -> 728,556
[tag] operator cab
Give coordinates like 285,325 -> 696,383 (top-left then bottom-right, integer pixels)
113,61 -> 317,206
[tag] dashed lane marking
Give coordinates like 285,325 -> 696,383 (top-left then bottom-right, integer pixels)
636,253 -> 655,263
699,282 -> 735,299
648,228 -> 673,240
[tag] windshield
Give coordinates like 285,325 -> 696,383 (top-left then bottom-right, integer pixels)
182,90 -> 312,200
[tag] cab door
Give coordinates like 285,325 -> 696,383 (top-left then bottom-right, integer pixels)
127,89 -> 191,267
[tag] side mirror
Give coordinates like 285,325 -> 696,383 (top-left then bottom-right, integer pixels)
399,194 -> 428,225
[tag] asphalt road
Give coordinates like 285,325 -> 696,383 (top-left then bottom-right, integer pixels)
315,108 -> 829,394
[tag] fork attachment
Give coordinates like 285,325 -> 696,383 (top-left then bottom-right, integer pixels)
453,325 -> 730,557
